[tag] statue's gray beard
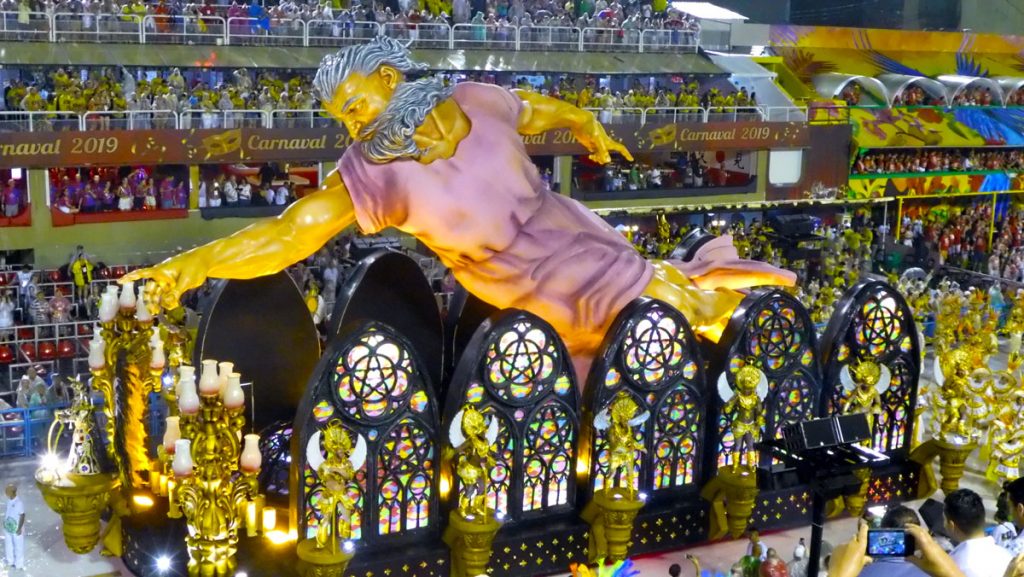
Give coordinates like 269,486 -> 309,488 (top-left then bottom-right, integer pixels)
358,77 -> 455,164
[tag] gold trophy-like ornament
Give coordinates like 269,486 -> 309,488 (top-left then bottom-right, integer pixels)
828,359 -> 892,517
168,361 -> 262,577
443,404 -> 501,577
582,391 -> 650,563
35,377 -> 119,554
910,348 -> 980,497
296,420 -> 367,577
701,363 -> 768,540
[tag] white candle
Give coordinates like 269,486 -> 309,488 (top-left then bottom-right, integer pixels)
198,359 -> 220,396
98,288 -> 119,322
163,416 -> 180,453
222,373 -> 245,409
149,330 -> 165,369
135,286 -> 153,322
119,281 -> 137,310
177,365 -> 195,396
178,377 -> 200,415
240,434 -> 261,473
172,439 -> 193,477
88,336 -> 106,370
217,361 -> 235,392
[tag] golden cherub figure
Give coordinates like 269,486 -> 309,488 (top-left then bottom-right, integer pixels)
840,357 -> 892,435
932,349 -> 975,442
717,363 -> 769,474
305,419 -> 367,553
594,391 -> 650,498
449,404 -> 499,520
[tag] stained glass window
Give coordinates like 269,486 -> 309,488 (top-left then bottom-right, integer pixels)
653,387 -> 700,488
444,311 -> 579,522
622,308 -> 689,388
716,293 -> 821,470
522,401 -> 574,512
822,285 -> 919,456
298,322 -> 439,546
587,300 -> 705,496
485,321 -> 559,404
333,330 -> 414,423
377,418 -> 433,534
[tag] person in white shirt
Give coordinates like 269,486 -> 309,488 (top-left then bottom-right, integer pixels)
1002,477 -> 1024,556
4,484 -> 25,570
994,491 -> 1019,549
945,488 -> 1012,577
223,176 -> 238,207
238,181 -> 252,207
274,183 -> 289,206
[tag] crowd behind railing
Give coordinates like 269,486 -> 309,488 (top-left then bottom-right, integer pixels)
0,1 -> 701,52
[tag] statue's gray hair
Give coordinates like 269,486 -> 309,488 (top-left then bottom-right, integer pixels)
313,36 -> 427,103
359,77 -> 454,164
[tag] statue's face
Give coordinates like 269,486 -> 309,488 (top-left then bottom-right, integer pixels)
324,67 -> 401,141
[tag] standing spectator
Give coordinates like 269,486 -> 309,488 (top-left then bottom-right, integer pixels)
30,290 -> 50,326
238,178 -> 252,206
16,366 -> 44,408
3,484 -> 25,572
223,175 -> 239,207
0,292 -> 13,342
49,287 -> 72,327
2,179 -> 19,219
15,265 -> 35,313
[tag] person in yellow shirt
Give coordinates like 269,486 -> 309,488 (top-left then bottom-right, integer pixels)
69,247 -> 94,306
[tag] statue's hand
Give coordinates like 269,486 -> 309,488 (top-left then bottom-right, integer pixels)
575,116 -> 634,165
120,250 -> 210,310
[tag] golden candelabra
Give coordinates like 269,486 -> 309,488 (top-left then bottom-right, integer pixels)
168,360 -> 262,577
90,282 -> 166,492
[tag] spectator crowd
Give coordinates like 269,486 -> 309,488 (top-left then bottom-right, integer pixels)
853,148 -> 1024,175
48,167 -> 188,214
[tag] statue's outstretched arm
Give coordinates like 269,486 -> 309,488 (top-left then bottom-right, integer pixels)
512,89 -> 633,165
122,170 -> 356,307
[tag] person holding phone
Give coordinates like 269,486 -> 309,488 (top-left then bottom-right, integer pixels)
829,522 -> 966,577
858,506 -> 928,577
944,489 -> 1012,577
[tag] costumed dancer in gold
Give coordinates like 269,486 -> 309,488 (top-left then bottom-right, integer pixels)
840,358 -> 892,436
932,349 -> 975,441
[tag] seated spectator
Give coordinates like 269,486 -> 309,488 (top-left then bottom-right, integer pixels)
945,488 -> 1012,577
16,367 -> 44,409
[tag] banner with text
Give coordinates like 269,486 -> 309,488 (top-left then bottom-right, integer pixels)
0,121 -> 811,169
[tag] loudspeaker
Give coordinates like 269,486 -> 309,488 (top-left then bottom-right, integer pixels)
782,413 -> 871,452
770,214 -> 816,237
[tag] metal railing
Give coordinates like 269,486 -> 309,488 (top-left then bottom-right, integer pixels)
0,10 -> 700,52
0,105 -> 798,133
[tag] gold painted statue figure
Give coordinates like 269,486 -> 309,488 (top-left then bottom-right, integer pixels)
448,405 -> 499,520
932,349 -> 975,442
305,420 -> 367,552
593,391 -> 650,497
840,358 -> 892,434
717,363 -> 769,474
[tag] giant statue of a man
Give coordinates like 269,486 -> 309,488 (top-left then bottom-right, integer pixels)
124,37 -> 794,380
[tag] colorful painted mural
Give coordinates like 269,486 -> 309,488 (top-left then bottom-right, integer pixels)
847,172 -> 1021,198
769,25 -> 1024,80
847,107 -> 1024,148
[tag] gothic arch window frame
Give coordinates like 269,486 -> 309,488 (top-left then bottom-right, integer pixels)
583,298 -> 708,502
293,320 -> 440,550
706,289 -> 823,474
818,280 -> 921,457
442,309 -> 581,524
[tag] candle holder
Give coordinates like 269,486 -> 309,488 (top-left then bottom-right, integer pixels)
170,361 -> 261,577
90,281 -> 165,492
35,378 -> 119,554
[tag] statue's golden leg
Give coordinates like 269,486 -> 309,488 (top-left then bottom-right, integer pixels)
642,262 -> 744,343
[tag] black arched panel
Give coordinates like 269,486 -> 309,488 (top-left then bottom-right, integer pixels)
328,250 -> 443,390
819,280 -> 921,457
443,285 -> 499,394
442,309 -> 579,524
705,289 -> 822,475
194,272 -> 320,431
582,298 -> 708,503
293,320 -> 440,551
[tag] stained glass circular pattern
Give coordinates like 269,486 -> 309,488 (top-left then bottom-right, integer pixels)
855,296 -> 901,356
485,321 -> 559,404
622,306 -> 691,389
747,299 -> 804,371
332,330 -> 415,422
